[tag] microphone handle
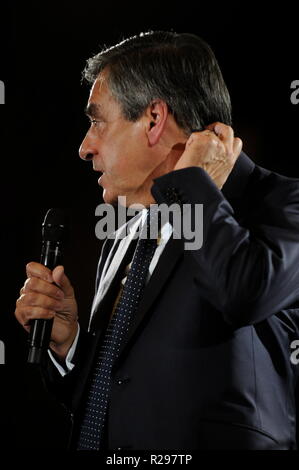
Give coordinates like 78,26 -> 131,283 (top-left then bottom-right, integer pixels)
27,241 -> 63,364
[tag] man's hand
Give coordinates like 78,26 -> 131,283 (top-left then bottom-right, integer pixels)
15,262 -> 79,360
174,123 -> 243,189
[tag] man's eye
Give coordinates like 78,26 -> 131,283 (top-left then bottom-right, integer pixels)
88,118 -> 104,129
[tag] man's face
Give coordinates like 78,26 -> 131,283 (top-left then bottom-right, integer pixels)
79,71 -> 163,207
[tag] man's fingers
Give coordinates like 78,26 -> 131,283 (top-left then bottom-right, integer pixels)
23,277 -> 64,300
24,263 -> 73,298
206,122 -> 242,163
17,306 -> 55,327
205,122 -> 233,141
52,266 -> 75,298
17,292 -> 63,311
233,137 -> 243,160
26,262 -> 53,283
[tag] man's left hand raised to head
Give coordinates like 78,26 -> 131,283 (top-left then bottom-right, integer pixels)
174,123 -> 243,189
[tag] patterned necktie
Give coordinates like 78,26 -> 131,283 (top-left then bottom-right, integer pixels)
77,208 -> 158,450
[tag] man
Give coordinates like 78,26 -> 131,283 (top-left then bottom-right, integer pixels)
15,31 -> 299,450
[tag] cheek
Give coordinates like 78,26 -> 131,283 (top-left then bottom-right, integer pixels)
105,146 -> 140,179
104,128 -> 152,183
103,156 -> 135,189
126,141 -> 154,176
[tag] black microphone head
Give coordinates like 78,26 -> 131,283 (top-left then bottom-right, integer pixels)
42,208 -> 69,243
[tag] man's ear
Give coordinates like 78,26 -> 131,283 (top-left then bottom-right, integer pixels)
145,100 -> 168,146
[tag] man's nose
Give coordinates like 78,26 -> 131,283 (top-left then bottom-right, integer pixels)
79,133 -> 97,161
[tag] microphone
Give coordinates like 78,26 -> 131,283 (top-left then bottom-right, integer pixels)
27,208 -> 69,365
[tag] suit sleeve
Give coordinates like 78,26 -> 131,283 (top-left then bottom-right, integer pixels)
151,167 -> 299,327
40,326 -> 94,411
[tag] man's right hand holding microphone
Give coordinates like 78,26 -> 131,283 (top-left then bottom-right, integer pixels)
15,262 -> 78,361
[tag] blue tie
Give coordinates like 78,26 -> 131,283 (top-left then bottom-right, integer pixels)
77,209 -> 158,450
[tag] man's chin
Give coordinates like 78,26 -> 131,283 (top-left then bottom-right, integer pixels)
102,189 -> 130,207
102,190 -> 119,206
102,189 -> 152,208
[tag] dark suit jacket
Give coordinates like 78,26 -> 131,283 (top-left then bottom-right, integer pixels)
44,152 -> 299,450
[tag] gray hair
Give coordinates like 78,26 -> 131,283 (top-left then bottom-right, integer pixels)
83,31 -> 232,134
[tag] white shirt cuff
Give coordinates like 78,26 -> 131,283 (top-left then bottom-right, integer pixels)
48,323 -> 80,377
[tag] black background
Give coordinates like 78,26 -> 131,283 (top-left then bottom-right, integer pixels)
0,2 -> 298,450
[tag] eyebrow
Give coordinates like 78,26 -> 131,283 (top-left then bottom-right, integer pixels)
84,103 -> 102,118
